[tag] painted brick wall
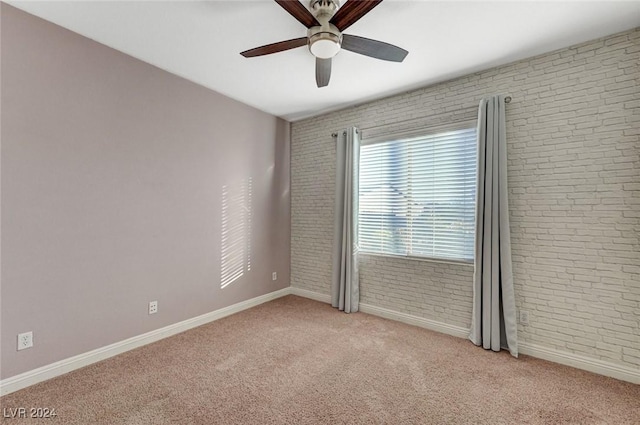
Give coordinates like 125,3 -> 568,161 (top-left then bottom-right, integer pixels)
291,28 -> 639,371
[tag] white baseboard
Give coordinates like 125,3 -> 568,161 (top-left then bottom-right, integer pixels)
359,303 -> 469,339
289,286 -> 331,303
288,287 -> 468,339
0,287 -> 291,396
293,288 -> 640,385
519,342 -> 640,385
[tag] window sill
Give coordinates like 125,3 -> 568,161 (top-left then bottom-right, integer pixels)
358,251 -> 474,267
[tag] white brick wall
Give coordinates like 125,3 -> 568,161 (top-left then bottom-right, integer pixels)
291,29 -> 639,371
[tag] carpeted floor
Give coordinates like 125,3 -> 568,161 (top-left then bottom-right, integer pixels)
1,295 -> 638,424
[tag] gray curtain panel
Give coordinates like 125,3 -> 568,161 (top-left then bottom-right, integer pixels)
469,96 -> 518,357
331,127 -> 360,313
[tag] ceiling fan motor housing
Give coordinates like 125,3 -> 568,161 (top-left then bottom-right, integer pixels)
308,0 -> 342,58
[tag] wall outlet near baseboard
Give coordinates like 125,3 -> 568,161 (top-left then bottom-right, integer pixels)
519,310 -> 530,325
149,301 -> 158,315
272,272 -> 277,281
17,332 -> 33,351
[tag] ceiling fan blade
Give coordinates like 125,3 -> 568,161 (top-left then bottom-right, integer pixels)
330,0 -> 383,31
275,0 -> 320,28
316,58 -> 331,88
240,37 -> 308,58
342,34 -> 408,62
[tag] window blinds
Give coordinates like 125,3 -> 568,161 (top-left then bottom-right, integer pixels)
359,126 -> 477,262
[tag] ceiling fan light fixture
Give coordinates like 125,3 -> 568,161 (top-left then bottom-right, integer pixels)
309,32 -> 341,59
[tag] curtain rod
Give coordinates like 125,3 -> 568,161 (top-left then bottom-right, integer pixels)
331,96 -> 512,138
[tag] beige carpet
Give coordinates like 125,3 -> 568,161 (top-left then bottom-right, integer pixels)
1,295 -> 638,424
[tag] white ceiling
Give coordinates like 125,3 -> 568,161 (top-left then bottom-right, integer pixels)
7,1 -> 640,121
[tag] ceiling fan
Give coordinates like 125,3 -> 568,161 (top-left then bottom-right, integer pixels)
240,0 -> 408,88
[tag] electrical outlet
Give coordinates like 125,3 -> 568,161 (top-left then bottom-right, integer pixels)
272,272 -> 277,281
519,310 -> 530,325
17,331 -> 33,351
149,301 -> 158,315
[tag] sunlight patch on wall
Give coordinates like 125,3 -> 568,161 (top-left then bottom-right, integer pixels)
220,177 -> 252,289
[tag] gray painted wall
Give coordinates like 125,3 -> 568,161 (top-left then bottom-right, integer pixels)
291,29 -> 639,371
1,4 -> 290,379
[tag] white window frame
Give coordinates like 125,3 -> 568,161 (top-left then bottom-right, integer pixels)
358,120 -> 477,265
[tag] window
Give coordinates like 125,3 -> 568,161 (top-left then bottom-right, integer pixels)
358,124 -> 477,262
